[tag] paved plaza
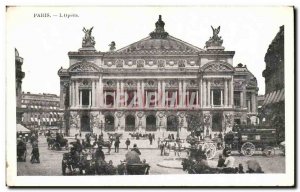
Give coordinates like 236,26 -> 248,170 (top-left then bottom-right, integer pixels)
17,136 -> 285,176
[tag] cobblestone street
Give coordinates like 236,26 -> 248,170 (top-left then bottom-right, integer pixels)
17,137 -> 285,176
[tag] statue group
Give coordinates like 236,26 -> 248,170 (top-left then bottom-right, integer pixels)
82,27 -> 96,48
205,26 -> 223,48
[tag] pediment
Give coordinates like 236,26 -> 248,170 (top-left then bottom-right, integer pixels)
201,61 -> 234,72
68,61 -> 100,73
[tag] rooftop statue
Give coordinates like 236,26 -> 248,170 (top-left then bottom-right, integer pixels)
150,15 -> 169,39
82,27 -> 96,47
205,26 -> 224,48
109,41 -> 116,51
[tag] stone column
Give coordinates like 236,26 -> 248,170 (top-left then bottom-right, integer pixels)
183,80 -> 186,107
221,90 -> 223,106
116,80 -> 120,107
230,78 -> 234,106
76,81 -> 80,107
162,80 -> 165,107
79,90 -> 82,106
199,79 -> 202,107
196,91 -> 199,106
99,76 -> 103,107
203,80 -> 206,107
158,80 -> 161,107
89,90 -> 92,106
211,90 -> 214,106
114,91 -> 117,108
95,81 -> 98,107
207,80 -> 211,106
72,81 -> 75,107
141,80 -> 145,107
240,92 -> 243,108
224,79 -> 228,106
252,92 -> 256,113
121,81 -> 124,107
179,80 -> 182,107
92,80 -> 95,107
137,81 -> 141,107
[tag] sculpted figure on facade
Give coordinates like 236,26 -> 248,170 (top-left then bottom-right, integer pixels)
82,27 -> 96,47
224,113 -> 233,132
70,113 -> 80,129
90,113 -> 100,130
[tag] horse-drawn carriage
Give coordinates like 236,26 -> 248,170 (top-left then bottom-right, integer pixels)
47,134 -> 69,150
225,126 -> 277,156
107,133 -> 122,141
185,136 -> 218,160
117,161 -> 150,175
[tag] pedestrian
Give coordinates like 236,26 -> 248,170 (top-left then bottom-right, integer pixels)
149,134 -> 153,145
31,140 -> 40,163
114,137 -> 120,153
217,154 -> 225,167
152,133 -> 155,141
95,145 -> 105,162
125,138 -> 131,150
159,141 -> 165,156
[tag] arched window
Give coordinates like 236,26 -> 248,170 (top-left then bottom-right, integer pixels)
167,115 -> 178,131
146,115 -> 156,131
125,115 -> 135,132
105,115 -> 115,132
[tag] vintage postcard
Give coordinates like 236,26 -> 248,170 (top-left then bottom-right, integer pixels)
6,6 -> 295,187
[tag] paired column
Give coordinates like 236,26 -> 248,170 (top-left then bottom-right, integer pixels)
203,80 -> 206,107
207,80 -> 211,106
240,92 -> 243,108
251,92 -> 256,113
183,80 -> 186,107
224,79 -> 228,106
99,76 -> 103,107
92,81 -> 95,107
179,80 -> 182,107
162,80 -> 165,107
157,80 -> 161,107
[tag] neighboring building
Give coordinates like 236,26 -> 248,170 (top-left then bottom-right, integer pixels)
21,92 -> 61,129
58,15 -> 259,137
15,48 -> 25,123
262,25 -> 285,142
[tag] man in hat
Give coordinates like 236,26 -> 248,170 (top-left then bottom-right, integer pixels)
95,145 -> 105,162
131,144 -> 141,155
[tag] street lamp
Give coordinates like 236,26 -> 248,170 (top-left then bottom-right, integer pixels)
100,120 -> 104,135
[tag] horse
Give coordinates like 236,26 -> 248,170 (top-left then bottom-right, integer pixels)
93,140 -> 112,154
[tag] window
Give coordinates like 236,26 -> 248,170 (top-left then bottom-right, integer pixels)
146,91 -> 156,107
166,91 -> 178,107
212,89 -> 222,106
234,91 -> 241,107
127,90 -> 136,107
81,89 -> 90,105
187,90 -> 197,106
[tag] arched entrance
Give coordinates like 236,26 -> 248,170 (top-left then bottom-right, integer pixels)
81,114 -> 90,132
125,115 -> 135,132
167,115 -> 178,131
105,115 -> 115,132
146,115 -> 156,131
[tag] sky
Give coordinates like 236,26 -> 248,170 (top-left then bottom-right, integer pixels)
6,6 -> 292,96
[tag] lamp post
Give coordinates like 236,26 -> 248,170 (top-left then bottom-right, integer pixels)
100,120 -> 103,135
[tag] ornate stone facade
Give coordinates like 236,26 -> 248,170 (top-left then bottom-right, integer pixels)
58,15 -> 259,138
